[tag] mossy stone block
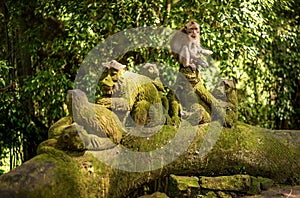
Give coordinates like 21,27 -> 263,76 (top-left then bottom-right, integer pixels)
168,174 -> 200,197
257,176 -> 274,190
200,175 -> 261,195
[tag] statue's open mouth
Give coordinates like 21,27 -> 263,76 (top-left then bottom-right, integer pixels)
101,85 -> 114,96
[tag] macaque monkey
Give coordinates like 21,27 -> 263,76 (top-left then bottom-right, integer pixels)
170,21 -> 213,70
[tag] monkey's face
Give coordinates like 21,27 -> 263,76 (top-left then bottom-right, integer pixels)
140,63 -> 159,79
185,21 -> 200,40
56,123 -> 86,151
99,68 -> 123,96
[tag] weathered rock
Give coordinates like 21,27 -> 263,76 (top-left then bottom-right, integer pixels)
48,116 -> 73,139
257,177 -> 274,190
201,190 -> 218,198
168,174 -> 200,197
216,191 -> 234,198
200,175 -> 261,195
1,122 -> 300,198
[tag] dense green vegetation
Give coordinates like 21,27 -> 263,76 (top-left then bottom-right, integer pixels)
0,0 -> 299,172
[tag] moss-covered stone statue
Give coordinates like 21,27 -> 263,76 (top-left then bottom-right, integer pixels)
38,122 -> 116,154
66,89 -> 123,143
212,78 -> 238,127
2,61 -> 300,197
37,58 -> 239,155
0,28 -> 299,197
178,65 -> 238,127
139,63 -> 181,126
38,88 -> 125,153
96,60 -> 165,127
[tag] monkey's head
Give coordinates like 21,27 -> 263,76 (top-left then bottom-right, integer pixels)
183,21 -> 200,40
98,61 -> 126,96
56,123 -> 86,151
140,63 -> 160,80
66,89 -> 89,114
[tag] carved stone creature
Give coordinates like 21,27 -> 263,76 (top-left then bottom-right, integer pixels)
212,79 -> 238,127
139,63 -> 164,94
56,123 -> 116,151
37,87 -> 124,153
66,89 -> 123,143
97,60 -> 165,127
139,63 -> 175,124
38,122 -> 116,153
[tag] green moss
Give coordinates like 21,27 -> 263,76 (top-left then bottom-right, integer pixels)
200,175 -> 250,192
121,125 -> 177,152
2,121 -> 300,197
248,176 -> 261,195
202,122 -> 300,183
36,139 -> 58,155
0,150 -> 85,198
257,177 -> 274,190
216,191 -> 233,198
131,100 -> 151,126
167,94 -> 181,126
35,148 -> 74,163
73,153 -> 113,197
55,125 -> 86,151
168,174 -> 200,197
199,175 -> 261,195
171,174 -> 200,190
32,150 -> 113,197
201,191 -> 218,198
98,70 -> 163,128
48,116 -> 73,139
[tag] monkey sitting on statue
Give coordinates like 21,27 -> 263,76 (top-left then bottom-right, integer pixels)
170,21 -> 213,71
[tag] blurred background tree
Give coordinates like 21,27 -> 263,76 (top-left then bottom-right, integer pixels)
0,0 -> 299,173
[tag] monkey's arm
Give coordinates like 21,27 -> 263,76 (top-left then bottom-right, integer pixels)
192,46 -> 213,68
199,47 -> 213,56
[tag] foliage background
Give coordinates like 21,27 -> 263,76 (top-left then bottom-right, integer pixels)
0,0 -> 299,172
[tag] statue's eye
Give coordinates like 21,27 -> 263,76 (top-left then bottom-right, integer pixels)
100,71 -> 109,80
63,134 -> 69,141
111,69 -> 119,75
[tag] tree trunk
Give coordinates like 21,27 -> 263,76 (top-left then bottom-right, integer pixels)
0,122 -> 299,198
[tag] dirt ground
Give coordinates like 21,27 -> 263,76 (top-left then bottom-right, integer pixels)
243,185 -> 300,198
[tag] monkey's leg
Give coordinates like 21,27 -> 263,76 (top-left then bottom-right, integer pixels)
179,45 -> 191,67
179,46 -> 198,71
194,58 -> 208,68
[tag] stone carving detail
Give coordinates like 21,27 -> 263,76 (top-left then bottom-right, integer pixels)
39,60 -> 238,152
